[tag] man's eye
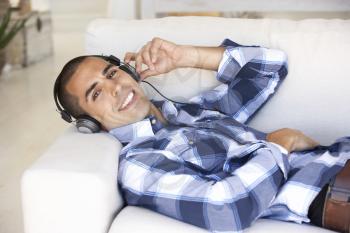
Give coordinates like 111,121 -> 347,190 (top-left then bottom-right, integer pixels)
107,70 -> 117,79
92,90 -> 100,101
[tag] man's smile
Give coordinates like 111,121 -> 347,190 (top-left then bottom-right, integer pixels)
119,90 -> 136,111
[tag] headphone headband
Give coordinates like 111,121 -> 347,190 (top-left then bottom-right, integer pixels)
54,55 -> 140,133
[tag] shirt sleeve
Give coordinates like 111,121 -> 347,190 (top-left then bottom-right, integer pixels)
118,142 -> 289,232
189,38 -> 288,124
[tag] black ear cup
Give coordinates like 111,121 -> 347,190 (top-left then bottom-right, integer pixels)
75,115 -> 101,134
60,110 -> 73,123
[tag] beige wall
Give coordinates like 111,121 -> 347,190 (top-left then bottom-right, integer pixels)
50,0 -> 108,33
51,0 -> 108,14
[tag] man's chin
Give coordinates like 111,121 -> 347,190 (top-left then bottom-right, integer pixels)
102,103 -> 151,130
103,116 -> 147,131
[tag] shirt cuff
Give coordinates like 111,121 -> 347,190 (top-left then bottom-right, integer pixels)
270,142 -> 289,155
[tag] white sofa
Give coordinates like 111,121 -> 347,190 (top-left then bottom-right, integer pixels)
21,17 -> 350,233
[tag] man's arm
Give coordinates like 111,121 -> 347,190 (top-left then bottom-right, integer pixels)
118,141 -> 289,232
190,39 -> 288,123
125,37 -> 288,123
175,45 -> 225,71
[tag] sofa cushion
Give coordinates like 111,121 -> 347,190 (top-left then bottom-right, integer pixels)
21,127 -> 123,233
109,206 -> 334,233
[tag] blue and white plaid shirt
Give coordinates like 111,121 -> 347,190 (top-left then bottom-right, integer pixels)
110,39 -> 350,232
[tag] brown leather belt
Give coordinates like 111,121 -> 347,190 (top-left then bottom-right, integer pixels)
323,160 -> 350,233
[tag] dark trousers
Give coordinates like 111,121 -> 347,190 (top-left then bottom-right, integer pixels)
308,183 -> 329,227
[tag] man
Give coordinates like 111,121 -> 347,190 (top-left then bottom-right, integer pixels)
55,37 -> 350,232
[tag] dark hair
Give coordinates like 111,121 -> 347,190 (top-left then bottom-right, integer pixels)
56,55 -> 92,119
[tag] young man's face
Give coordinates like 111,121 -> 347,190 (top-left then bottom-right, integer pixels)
66,57 -> 151,130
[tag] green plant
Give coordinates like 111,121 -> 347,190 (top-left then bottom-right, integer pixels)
0,8 -> 29,50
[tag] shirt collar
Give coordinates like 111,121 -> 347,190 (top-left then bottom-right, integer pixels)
109,101 -> 166,143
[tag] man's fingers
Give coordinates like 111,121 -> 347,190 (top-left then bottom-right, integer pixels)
304,137 -> 320,149
124,52 -> 136,63
150,37 -> 163,63
140,69 -> 158,80
142,42 -> 155,71
130,37 -> 173,74
135,54 -> 143,73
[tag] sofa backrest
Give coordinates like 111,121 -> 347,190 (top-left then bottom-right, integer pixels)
85,16 -> 350,144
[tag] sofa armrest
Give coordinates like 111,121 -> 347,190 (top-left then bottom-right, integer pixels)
21,127 -> 123,233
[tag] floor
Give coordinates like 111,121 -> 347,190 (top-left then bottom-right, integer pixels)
0,58 -> 68,233
0,9 -> 106,233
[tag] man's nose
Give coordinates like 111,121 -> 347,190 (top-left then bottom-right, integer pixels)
104,80 -> 121,97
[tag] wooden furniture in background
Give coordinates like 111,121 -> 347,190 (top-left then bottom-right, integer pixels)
0,0 -> 10,16
6,11 -> 53,68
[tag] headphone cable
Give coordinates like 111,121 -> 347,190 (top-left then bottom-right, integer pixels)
141,80 -> 189,105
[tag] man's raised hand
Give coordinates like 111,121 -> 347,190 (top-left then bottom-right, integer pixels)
124,37 -> 183,80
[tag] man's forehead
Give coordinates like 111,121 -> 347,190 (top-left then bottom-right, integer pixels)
74,57 -> 109,80
79,57 -> 108,71
66,57 -> 107,95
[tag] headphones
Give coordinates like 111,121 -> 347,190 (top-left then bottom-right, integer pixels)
54,54 -> 190,134
54,55 -> 141,134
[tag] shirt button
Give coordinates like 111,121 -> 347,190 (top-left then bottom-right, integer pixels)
151,119 -> 156,125
188,140 -> 194,145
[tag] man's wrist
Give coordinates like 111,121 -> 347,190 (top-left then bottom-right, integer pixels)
175,45 -> 225,71
175,45 -> 198,68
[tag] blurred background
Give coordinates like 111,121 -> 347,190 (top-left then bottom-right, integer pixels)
0,0 -> 349,233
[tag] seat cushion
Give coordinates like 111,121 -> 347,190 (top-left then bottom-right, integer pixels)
108,206 -> 335,233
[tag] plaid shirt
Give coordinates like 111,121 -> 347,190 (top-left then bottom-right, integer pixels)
110,39 -> 350,232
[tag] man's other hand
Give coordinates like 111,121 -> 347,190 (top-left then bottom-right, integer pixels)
124,37 -> 183,80
267,128 -> 319,154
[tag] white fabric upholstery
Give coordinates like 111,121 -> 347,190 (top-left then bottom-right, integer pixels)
21,127 -> 123,233
22,17 -> 350,233
109,206 -> 334,233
